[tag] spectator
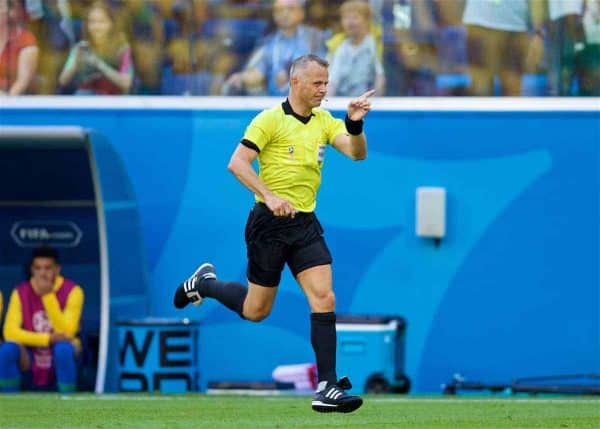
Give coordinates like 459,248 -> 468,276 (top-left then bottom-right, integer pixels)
201,0 -> 269,95
32,0 -> 78,94
388,0 -> 442,96
546,0 -> 585,95
435,0 -> 468,78
0,246 -> 84,393
58,1 -> 133,94
123,0 -> 164,94
162,0 -> 269,96
161,0 -> 198,79
576,0 -> 600,95
305,0 -> 342,36
0,0 -> 39,95
224,0 -> 327,96
462,0 -> 546,95
327,0 -> 385,96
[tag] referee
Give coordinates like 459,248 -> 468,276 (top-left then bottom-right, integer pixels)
174,54 -> 373,413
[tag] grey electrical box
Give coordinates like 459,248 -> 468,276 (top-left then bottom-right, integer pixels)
416,187 -> 446,239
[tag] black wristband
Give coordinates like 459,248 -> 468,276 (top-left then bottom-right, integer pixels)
345,115 -> 364,135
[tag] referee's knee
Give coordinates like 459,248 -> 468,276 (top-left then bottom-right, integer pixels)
312,290 -> 335,312
243,303 -> 272,322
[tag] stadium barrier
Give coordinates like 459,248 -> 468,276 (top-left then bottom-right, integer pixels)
1,97 -> 598,393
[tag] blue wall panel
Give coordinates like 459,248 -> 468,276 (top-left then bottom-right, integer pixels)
2,106 -> 598,392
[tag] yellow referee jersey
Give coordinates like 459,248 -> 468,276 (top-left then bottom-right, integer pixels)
242,100 -> 347,212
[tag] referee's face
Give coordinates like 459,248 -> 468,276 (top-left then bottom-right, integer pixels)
296,62 -> 329,108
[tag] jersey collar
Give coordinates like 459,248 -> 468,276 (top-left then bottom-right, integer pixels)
282,99 -> 314,124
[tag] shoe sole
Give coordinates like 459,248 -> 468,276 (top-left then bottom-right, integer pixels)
311,398 -> 363,413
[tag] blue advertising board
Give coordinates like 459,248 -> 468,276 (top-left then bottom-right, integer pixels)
1,98 -> 598,393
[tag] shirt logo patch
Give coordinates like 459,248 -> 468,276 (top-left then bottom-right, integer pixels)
288,146 -> 295,160
33,310 -> 51,333
318,144 -> 326,165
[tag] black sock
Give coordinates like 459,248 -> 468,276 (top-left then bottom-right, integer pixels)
310,312 -> 337,386
200,279 -> 247,317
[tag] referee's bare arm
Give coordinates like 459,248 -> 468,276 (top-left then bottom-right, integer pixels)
332,89 -> 375,161
228,144 -> 297,217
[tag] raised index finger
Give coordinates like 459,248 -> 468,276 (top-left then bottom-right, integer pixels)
360,89 -> 376,99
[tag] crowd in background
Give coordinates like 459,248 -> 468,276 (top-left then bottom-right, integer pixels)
0,0 -> 598,97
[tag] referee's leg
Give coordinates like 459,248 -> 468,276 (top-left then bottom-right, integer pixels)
242,282 -> 278,321
298,264 -> 363,412
296,265 -> 337,384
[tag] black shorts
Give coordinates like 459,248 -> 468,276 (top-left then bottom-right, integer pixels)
244,202 -> 332,287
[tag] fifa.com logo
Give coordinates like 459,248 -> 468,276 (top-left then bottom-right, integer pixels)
10,221 -> 82,248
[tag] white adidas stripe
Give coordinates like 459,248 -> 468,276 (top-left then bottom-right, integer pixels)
324,388 -> 344,400
312,401 -> 337,407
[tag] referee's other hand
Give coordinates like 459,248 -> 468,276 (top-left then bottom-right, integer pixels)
347,89 -> 375,121
265,194 -> 298,218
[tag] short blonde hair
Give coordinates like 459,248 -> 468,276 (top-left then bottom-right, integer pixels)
340,0 -> 371,22
290,54 -> 328,78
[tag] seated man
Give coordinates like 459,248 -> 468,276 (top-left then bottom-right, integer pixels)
0,246 -> 84,393
224,0 -> 327,95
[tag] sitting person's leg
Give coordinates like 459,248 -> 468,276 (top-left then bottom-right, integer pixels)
0,342 -> 25,392
52,341 -> 77,393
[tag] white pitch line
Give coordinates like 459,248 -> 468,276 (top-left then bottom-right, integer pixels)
57,395 -> 600,404
366,397 -> 600,404
264,396 -> 599,404
60,395 -> 189,401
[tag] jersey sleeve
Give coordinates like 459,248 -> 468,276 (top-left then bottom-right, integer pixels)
242,110 -> 273,152
3,290 -> 50,347
42,285 -> 84,337
323,110 -> 347,144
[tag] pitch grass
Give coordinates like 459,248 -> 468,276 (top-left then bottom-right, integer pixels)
1,394 -> 599,429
